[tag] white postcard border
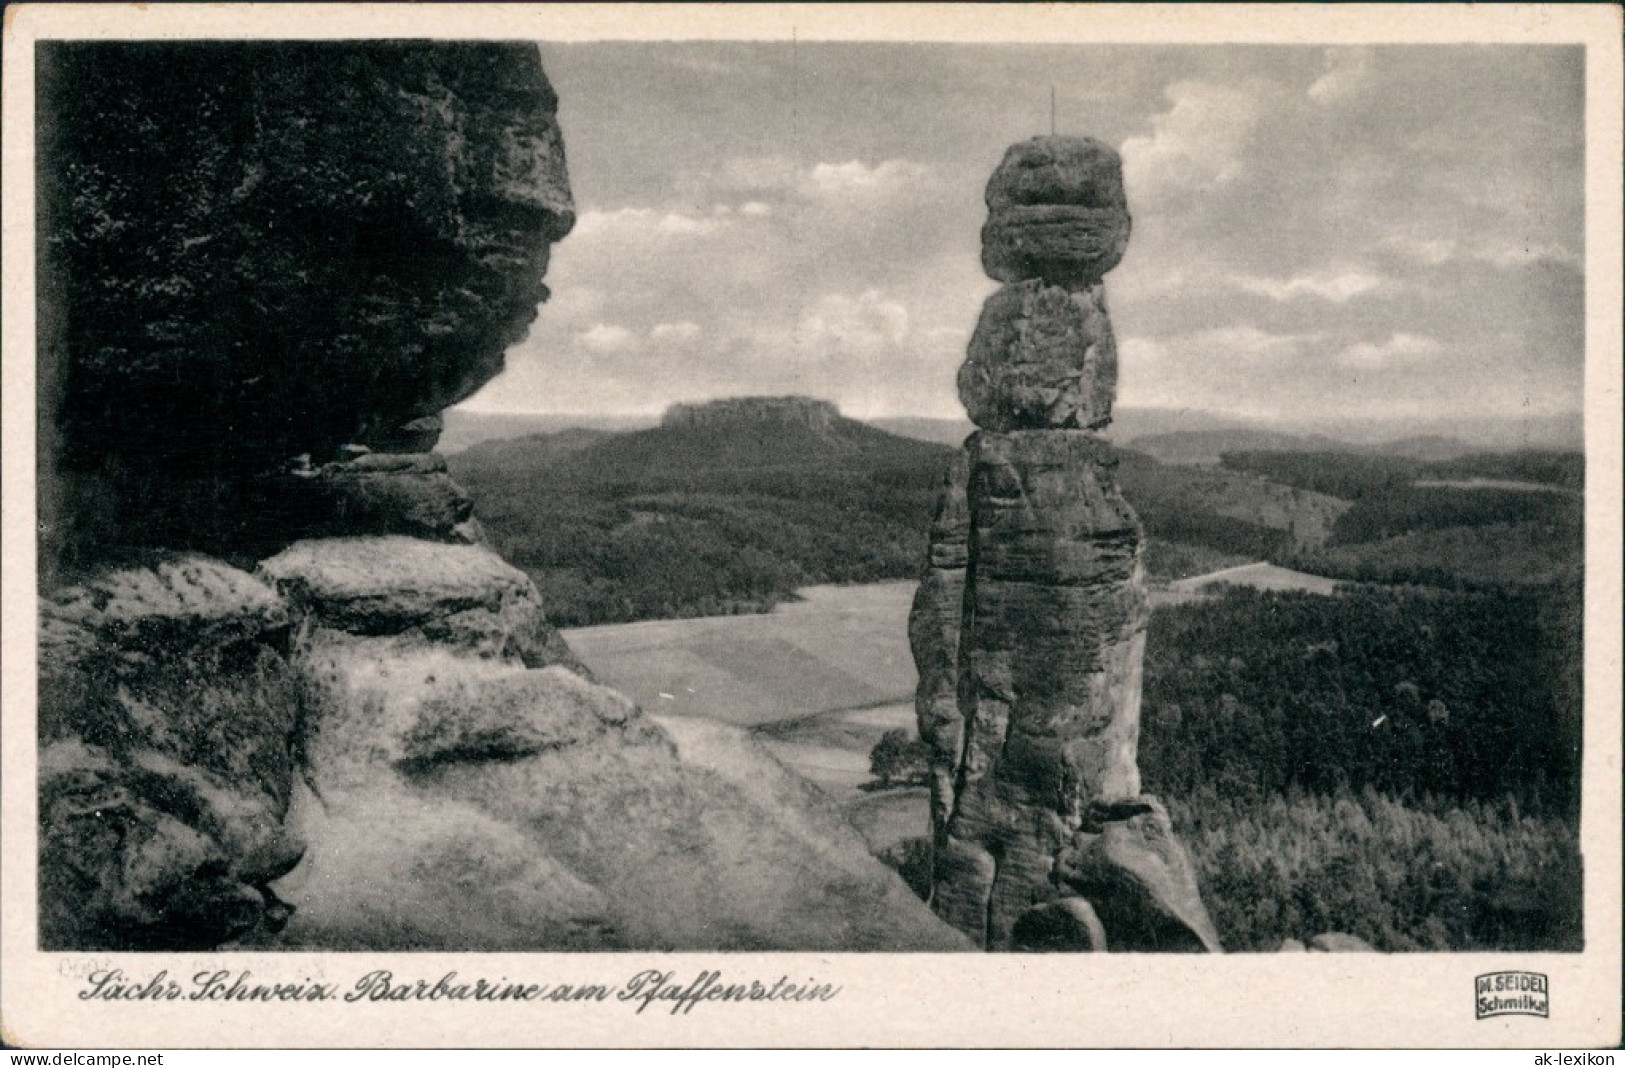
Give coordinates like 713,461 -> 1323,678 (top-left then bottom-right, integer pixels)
3,3 -> 1619,1049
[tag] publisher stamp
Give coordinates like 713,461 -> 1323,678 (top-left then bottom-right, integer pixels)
1476,971 -> 1550,1020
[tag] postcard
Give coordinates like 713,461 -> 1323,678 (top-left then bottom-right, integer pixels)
2,3 -> 1619,1049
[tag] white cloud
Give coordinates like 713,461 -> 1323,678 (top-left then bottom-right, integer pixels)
1472,241 -> 1581,270
1196,325 -> 1323,362
656,212 -> 724,237
573,207 -> 727,241
571,207 -> 654,238
1381,233 -> 1580,271
1308,48 -> 1374,104
468,47 -> 1579,424
1116,327 -> 1321,408
797,290 -> 911,359
1381,235 -> 1458,265
650,321 -> 702,344
1234,270 -> 1384,303
709,156 -> 802,199
510,153 -> 969,416
579,323 -> 637,353
685,155 -> 943,214
1337,333 -> 1442,368
1121,80 -> 1262,199
807,159 -> 939,201
543,286 -> 608,322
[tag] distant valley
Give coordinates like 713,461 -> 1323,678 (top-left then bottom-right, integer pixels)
439,409 -> 658,454
447,396 -> 1583,627
448,397 -> 950,625
444,403 -> 1583,458
447,395 -> 1585,952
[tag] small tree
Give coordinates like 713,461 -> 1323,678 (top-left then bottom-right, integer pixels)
870,728 -> 930,787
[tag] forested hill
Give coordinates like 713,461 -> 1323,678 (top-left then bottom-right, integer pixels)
457,398 -> 947,483
448,397 -> 1346,625
447,399 -> 955,624
1239,449 -> 1586,589
448,398 -> 1584,624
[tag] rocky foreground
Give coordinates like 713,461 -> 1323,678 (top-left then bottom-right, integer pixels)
36,42 -> 966,953
41,534 -> 966,951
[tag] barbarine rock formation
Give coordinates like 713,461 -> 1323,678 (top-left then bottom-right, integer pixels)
908,136 -> 1221,952
37,42 -> 967,953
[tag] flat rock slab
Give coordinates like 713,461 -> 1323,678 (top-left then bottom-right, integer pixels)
40,741 -> 276,951
259,535 -> 589,674
260,537 -> 536,631
255,535 -> 967,953
263,650 -> 968,951
247,455 -> 476,545
39,554 -> 302,808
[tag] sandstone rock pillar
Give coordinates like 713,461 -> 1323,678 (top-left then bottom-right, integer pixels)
911,136 -> 1220,952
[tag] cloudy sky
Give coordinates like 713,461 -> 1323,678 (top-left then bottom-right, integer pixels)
462,43 -> 1584,423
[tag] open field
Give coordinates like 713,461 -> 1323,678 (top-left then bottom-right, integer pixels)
564,566 -> 1339,813
564,568 -> 1344,723
1163,561 -> 1343,597
1413,478 -> 1581,495
754,702 -> 917,817
564,567 -> 1346,853
564,568 -> 1582,949
563,581 -> 918,725
565,583 -> 927,848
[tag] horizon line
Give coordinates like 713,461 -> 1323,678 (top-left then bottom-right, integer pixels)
451,400 -> 1586,424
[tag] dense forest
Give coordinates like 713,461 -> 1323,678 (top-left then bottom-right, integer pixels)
871,580 -> 1587,951
1291,520 -> 1582,590
448,416 -> 948,624
1227,448 -> 1589,590
1165,786 -> 1581,951
1138,584 -> 1583,951
1324,486 -> 1581,546
1219,448 -> 1584,498
1139,586 -> 1581,817
453,425 -> 1585,620
449,422 -> 1311,624
453,418 -> 1587,952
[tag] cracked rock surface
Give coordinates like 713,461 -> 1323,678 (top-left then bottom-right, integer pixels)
37,43 -> 969,954
38,556 -> 305,948
912,136 -> 1218,952
257,537 -> 968,951
40,41 -> 574,573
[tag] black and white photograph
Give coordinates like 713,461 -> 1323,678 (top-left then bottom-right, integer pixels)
2,2 -> 1620,1050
